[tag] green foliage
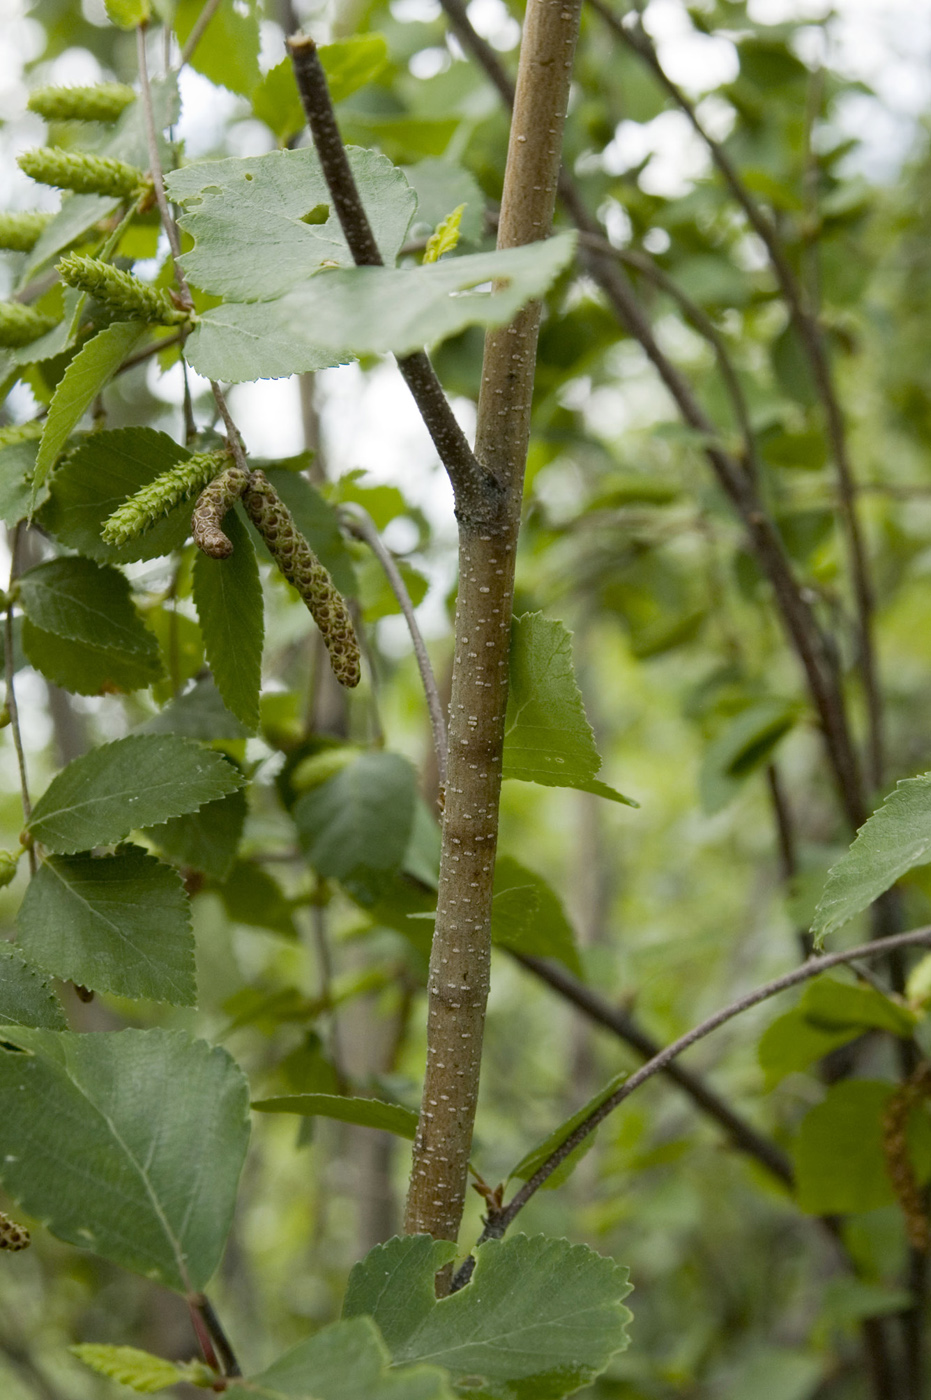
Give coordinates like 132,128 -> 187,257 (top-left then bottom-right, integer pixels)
193,505 -> 264,730
253,1093 -> 419,1139
812,775 -> 931,943
0,944 -> 66,1029
71,1344 -> 207,1393
247,1315 -> 454,1400
151,784 -> 247,882
26,734 -> 245,853
18,556 -> 160,664
293,752 -> 417,881
17,847 -> 195,1004
491,855 -> 583,975
173,0 -> 259,97
509,1070 -> 627,1190
423,204 -> 465,263
758,978 -> 917,1087
0,1028 -> 249,1290
698,699 -> 799,814
344,1234 -> 633,1397
0,301 -> 58,347
503,614 -> 636,805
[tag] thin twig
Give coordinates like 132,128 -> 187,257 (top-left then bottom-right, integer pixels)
5,526 -> 35,875
341,504 -> 448,791
136,26 -> 189,287
514,953 -> 793,1186
286,35 -> 495,524
117,330 -> 184,375
454,924 -> 931,1277
188,1293 -> 240,1378
179,0 -> 223,69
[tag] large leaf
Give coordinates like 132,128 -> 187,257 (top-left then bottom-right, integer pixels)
293,752 -> 417,881
344,1234 -> 633,1399
0,945 -> 66,1029
794,1080 -> 931,1215
166,146 -> 416,301
758,978 -> 919,1090
252,1093 -> 419,1139
33,322 -> 145,499
252,38 -> 389,145
38,428 -> 196,564
22,617 -> 162,696
246,1316 -> 454,1400
811,775 -> 931,944
491,855 -> 582,976
183,236 -> 577,382
0,1028 -> 250,1291
192,505 -> 263,731
18,557 -> 160,660
503,614 -> 636,805
27,735 -> 245,854
508,1070 -> 627,1190
17,847 -> 195,1005
174,0 -> 259,97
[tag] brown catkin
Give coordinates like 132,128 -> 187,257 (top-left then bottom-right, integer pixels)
0,1211 -> 30,1251
191,467 -> 249,559
882,1063 -> 931,1252
242,471 -> 361,689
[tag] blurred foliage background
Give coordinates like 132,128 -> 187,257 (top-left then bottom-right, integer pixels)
3,0 -> 931,1396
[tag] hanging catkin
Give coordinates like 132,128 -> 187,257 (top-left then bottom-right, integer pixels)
103,450 -> 232,545
882,1062 -> 931,1252
242,471 -> 361,689
58,254 -> 188,326
191,467 -> 250,559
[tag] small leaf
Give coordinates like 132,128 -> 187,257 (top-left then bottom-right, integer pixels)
247,1315 -> 454,1400
71,1344 -> 185,1393
508,1070 -> 627,1189
33,321 -> 145,499
17,847 -> 195,1005
794,1080 -> 931,1215
173,0 -> 260,96
192,505 -> 263,731
22,618 -> 162,696
423,204 -> 465,264
38,427 -> 197,564
319,34 -> 389,103
27,734 -> 245,854
503,614 -> 636,805
812,775 -> 931,944
215,860 -> 296,938
0,945 -> 66,1029
105,0 -> 151,28
344,1234 -> 633,1398
698,700 -> 798,815
293,752 -> 417,881
491,855 -> 582,976
252,1092 -> 419,1139
151,784 -> 247,882
18,557 -> 160,659
758,978 -> 917,1088
137,677 -> 251,741
0,1027 -> 250,1292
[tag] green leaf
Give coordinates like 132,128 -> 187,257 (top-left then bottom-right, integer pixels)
105,0 -> 151,27
320,35 -> 390,104
698,700 -> 798,815
293,752 -> 417,881
71,1344 -> 187,1393
18,556 -> 160,659
403,161 -> 483,245
503,614 -> 636,805
173,0 -> 260,97
247,1315 -> 454,1400
17,847 -> 195,1004
811,775 -> 931,944
22,617 -> 163,696
38,428 -> 197,564
491,855 -> 582,976
794,1080 -> 931,1215
344,1233 -> 633,1398
252,1093 -> 419,1139
166,147 -> 415,302
0,439 -> 47,525
0,1027 -> 250,1291
0,945 -> 66,1029
27,734 -> 245,854
250,59 -> 307,146
33,322 -> 145,500
508,1070 -> 627,1190
757,1012 -> 861,1090
137,677 -> 251,740
184,235 -> 577,382
151,783 -> 247,882
193,504 -> 263,731
758,978 -> 916,1088
215,860 -> 296,938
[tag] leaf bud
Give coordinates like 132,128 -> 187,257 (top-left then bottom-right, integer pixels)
243,471 -> 361,689
18,147 -> 147,199
191,466 -> 251,559
57,253 -> 188,327
27,83 -> 136,124
0,301 -> 59,348
102,449 -> 232,545
0,211 -> 54,253
0,851 -> 18,888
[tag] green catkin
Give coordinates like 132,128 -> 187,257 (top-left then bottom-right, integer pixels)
243,470 -> 361,689
57,254 -> 188,327
0,1212 -> 30,1252
102,450 -> 233,545
0,301 -> 59,348
0,211 -> 54,253
27,83 -> 136,123
191,467 -> 251,559
18,148 -> 146,199
882,1063 -> 931,1253
0,421 -> 44,451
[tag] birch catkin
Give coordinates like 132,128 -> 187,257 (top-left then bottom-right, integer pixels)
242,471 -> 361,689
58,254 -> 188,326
17,148 -> 146,198
27,83 -> 135,123
0,211 -> 53,252
882,1063 -> 931,1252
103,450 -> 232,545
191,467 -> 250,559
